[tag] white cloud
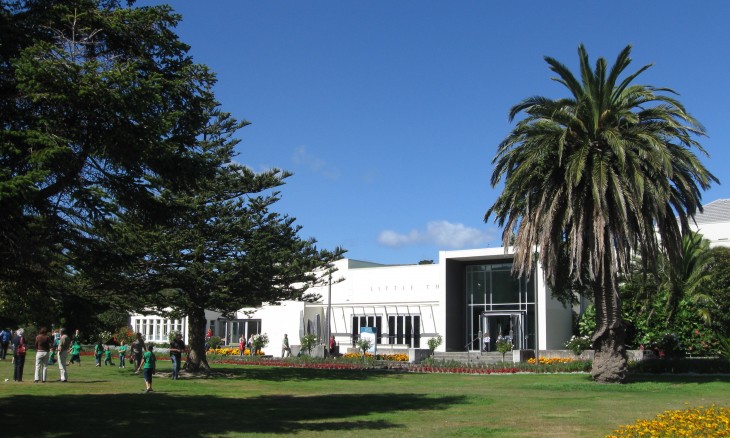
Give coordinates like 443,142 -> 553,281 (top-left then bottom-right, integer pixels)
292,145 -> 340,180
378,221 -> 493,249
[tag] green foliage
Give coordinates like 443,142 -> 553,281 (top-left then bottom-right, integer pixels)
619,235 -> 729,357
208,336 -> 222,350
718,336 -> 730,360
578,305 -> 596,337
113,327 -> 135,346
629,358 -> 730,374
565,336 -> 592,356
252,333 -> 269,352
355,337 -> 372,356
98,330 -> 112,344
706,247 -> 730,338
495,339 -> 513,363
300,334 -> 317,355
1,1 -> 218,320
427,335 -> 442,353
486,44 -> 716,383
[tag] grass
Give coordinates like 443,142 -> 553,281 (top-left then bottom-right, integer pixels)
1,358 -> 729,437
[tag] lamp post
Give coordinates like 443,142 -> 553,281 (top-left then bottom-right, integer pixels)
325,272 -> 332,356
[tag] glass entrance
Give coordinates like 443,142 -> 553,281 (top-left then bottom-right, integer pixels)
481,312 -> 525,351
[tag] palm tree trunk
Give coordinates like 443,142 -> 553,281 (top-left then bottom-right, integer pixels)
184,306 -> 211,372
591,253 -> 628,383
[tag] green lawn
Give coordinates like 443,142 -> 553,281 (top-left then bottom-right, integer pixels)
1,358 -> 728,437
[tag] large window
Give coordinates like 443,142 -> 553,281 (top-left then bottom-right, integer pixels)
387,315 -> 421,347
351,316 -> 382,345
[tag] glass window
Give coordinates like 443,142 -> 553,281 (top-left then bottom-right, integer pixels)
351,316 -> 383,345
492,269 -> 518,304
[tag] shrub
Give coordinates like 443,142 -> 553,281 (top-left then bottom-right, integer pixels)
629,358 -> 730,374
355,337 -> 372,356
300,334 -> 317,355
252,333 -> 269,353
113,327 -> 135,345
208,336 -> 222,350
427,335 -> 442,355
564,335 -> 592,356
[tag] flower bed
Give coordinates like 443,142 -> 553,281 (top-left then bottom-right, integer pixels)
528,357 -> 576,365
209,347 -> 266,356
608,405 -> 730,437
342,352 -> 409,362
209,356 -> 525,374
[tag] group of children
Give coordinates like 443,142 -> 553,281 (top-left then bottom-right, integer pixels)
90,340 -> 129,368
90,339 -> 157,392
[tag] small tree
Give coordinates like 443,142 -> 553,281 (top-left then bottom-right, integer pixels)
496,339 -> 513,364
208,336 -> 222,350
252,333 -> 269,355
427,335 -> 443,356
355,337 -> 372,357
300,334 -> 317,356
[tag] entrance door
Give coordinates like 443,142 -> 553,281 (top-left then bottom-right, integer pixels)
481,312 -> 525,351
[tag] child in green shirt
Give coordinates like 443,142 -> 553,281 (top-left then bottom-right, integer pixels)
135,345 -> 156,393
118,341 -> 128,368
69,342 -> 82,365
103,346 -> 114,366
94,341 -> 103,367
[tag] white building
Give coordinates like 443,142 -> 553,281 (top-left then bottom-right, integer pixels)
130,246 -> 573,357
688,198 -> 730,248
129,199 -> 729,357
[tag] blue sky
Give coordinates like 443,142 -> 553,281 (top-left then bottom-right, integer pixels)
140,1 -> 730,265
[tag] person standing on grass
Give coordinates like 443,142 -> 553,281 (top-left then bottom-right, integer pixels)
135,344 -> 156,393
94,340 -> 104,367
103,345 -> 114,366
12,328 -> 27,382
34,327 -> 52,383
0,327 -> 11,360
169,333 -> 186,380
118,341 -> 127,368
131,333 -> 145,370
69,341 -> 82,365
57,328 -> 71,382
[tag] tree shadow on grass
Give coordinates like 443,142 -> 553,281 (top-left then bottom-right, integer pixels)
625,373 -> 730,385
181,365 -> 408,382
0,392 -> 465,437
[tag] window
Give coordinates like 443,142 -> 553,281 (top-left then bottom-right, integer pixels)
351,316 -> 382,345
387,315 -> 421,347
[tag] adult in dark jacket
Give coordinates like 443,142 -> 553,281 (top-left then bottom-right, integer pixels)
12,328 -> 27,382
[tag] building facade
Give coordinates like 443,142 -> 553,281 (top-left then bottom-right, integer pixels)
130,247 -> 573,357
129,198 -> 730,357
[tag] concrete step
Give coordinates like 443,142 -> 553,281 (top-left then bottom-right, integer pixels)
432,351 -> 511,364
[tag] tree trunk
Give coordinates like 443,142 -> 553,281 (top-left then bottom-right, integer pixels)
184,306 -> 211,372
591,259 -> 628,383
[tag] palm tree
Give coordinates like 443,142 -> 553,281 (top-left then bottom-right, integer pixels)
660,231 -> 714,326
486,45 -> 717,383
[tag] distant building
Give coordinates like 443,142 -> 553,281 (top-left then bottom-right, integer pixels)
130,247 -> 572,356
688,198 -> 730,248
129,199 -> 729,357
